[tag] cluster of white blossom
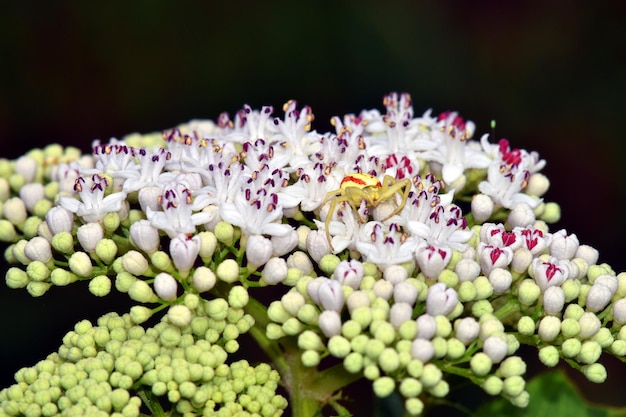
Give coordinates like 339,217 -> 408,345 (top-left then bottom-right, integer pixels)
0,92 -> 624,416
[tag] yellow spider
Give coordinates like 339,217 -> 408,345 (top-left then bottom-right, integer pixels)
321,173 -> 411,250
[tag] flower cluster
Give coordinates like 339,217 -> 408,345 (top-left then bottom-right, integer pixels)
0,93 -> 624,416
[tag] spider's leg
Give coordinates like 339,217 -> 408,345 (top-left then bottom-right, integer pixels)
380,176 -> 412,220
324,195 -> 350,252
344,187 -> 370,223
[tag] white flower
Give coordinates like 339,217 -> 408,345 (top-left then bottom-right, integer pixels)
245,234 -> 273,268
154,272 -> 178,301
478,162 -> 538,209
356,222 -> 417,269
169,234 -> 201,274
45,206 -> 75,235
271,100 -> 320,159
19,183 -> 44,212
60,174 -> 127,223
332,260 -> 364,289
318,310 -> 342,338
532,256 -> 569,292
549,229 -> 579,260
130,220 -> 160,254
146,182 -> 211,238
425,283 -> 458,316
407,204 -> 472,251
516,226 -> 551,255
121,147 -> 171,192
477,243 -> 514,275
415,243 -> 452,279
77,222 -> 104,252
316,278 -> 344,312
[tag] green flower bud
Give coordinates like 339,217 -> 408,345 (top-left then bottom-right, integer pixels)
183,293 -> 200,310
266,323 -> 285,340
51,231 -> 74,254
102,212 -> 120,233
68,251 -> 93,277
197,231 -> 217,260
592,327 -> 613,348
435,315 -> 452,338
214,221 -> 234,244
457,281 -> 477,302
502,375 -> 525,397
342,320 -> 363,340
399,320 -> 418,340
205,298 -> 228,320
428,380 -> 449,398
378,348 -> 400,373
399,377 -> 422,398
227,285 -> 249,309
0,219 -> 17,241
577,341 -> 602,364
564,303 -> 584,320
363,364 -> 380,381
482,375 -> 503,395
95,239 -> 117,264
319,254 -> 340,276
578,312 -> 601,339
89,275 -> 112,297
284,267 -> 304,286
432,337 -> 448,358
26,260 -> 50,281
298,330 -> 324,351
150,251 -> 174,272
405,398 -> 424,416
582,363 -> 606,383
362,262 -> 381,280
27,281 -> 51,297
6,267 -> 29,289
373,321 -> 395,346
473,276 -> 493,300
160,326 -> 182,348
470,352 -> 492,376
517,279 -> 541,305
587,264 -> 613,283
365,338 -> 385,360
296,304 -> 319,325
114,271 -> 136,293
421,363 -> 443,387
438,269 -> 459,288
446,338 -> 466,360
517,316 -> 535,336
122,251 -> 149,276
282,317 -> 303,336
191,266 -> 215,293
328,335 -> 352,358
611,339 -> 626,356
372,376 -> 395,397
267,301 -> 291,323
168,305 -> 192,328
559,318 -> 580,338
128,280 -> 157,303
538,316 -> 561,342
350,306 -> 373,329
110,389 -> 130,411
350,334 -> 369,354
538,345 -> 559,367
216,259 -> 239,283
301,350 -> 320,367
471,299 -> 493,318
560,338 -> 582,358
561,279 -> 581,302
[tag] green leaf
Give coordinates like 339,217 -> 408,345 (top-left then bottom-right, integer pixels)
475,370 -> 626,417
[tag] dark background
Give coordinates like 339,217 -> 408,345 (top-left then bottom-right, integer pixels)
1,0 -> 625,413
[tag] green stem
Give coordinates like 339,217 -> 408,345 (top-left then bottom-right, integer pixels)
138,388 -> 167,417
493,297 -> 520,321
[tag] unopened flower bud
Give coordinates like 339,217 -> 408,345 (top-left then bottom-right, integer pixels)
318,310 -> 342,337
0,219 -> 16,241
416,244 -> 451,279
613,298 -> 626,323
511,247 -> 532,274
244,234 -> 272,268
168,305 -> 192,328
305,229 -> 331,262
95,239 -> 117,264
383,264 -> 407,285
169,235 -> 200,275
582,363 -> 606,383
216,259 -> 239,283
68,251 -> 93,277
214,221 -> 234,245
471,194 -> 494,224
411,339 -> 435,363
271,229 -> 298,257
89,275 -> 112,297
130,306 -> 153,324
575,245 -> 599,266
586,283 -> 613,312
488,268 -> 512,294
455,259 -> 480,282
50,268 -> 77,286
3,197 -> 27,225
15,156 -> 37,182
470,352 -> 492,376
228,285 -> 249,309
543,286 -> 565,315
262,257 -> 288,285
549,230 -> 579,260
122,250 -> 150,276
347,292 -> 371,314
577,341 -> 602,364
281,291 -> 305,316
287,251 -> 314,275
455,317 -> 480,345
19,183 -> 44,212
482,376 -> 503,396
318,279 -> 344,312
526,173 -> 550,197
426,283 -> 457,316
390,303 -> 413,328
333,260 -> 364,289
483,336 -> 508,363
128,279 -> 158,303
587,264 -> 614,282
415,314 -> 437,340
578,312 -> 601,339
517,279 -> 541,305
319,254 -> 340,276
538,316 -> 561,342
394,281 -> 418,305
130,220 -> 160,253
5,267 -> 29,289
507,202 -> 535,228
24,236 -> 52,263
77,223 -> 104,252
154,272 -> 178,301
372,376 -> 395,398
373,279 -> 394,300
137,186 -> 162,212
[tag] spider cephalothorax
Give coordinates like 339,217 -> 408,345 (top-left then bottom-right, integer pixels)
321,173 -> 411,250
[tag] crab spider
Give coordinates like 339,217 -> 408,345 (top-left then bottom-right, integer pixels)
321,173 -> 411,250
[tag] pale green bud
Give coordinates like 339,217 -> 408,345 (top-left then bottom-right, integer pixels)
6,267 -> 29,289
399,377 -> 422,398
68,251 -> 93,277
282,317 -> 303,335
438,269 -> 458,288
150,251 -> 174,272
482,376 -> 503,396
559,318 -> 580,338
115,272 -> 136,293
399,320 -> 418,340
214,221 -> 234,244
428,380 -> 449,398
26,260 -> 49,281
129,306 -> 152,324
128,280 -> 157,303
292,303 -> 317,325
216,259 -> 239,283
362,262 -> 381,280
405,398 -> 424,416
102,212 -> 120,233
89,275 -> 112,297
281,291 -> 306,316
373,321 -> 395,345
51,231 -> 74,254
564,303 -> 584,320
298,330 -> 324,351
372,376 -> 395,397
561,279 -> 581,302
284,267 -> 304,286
191,266 -> 216,293
582,363 -> 606,383
287,251 -> 314,275
432,337 -> 448,358
301,350 -> 320,367
592,328 -> 613,348
342,320 -> 363,340
540,202 -> 560,223
538,345 -> 559,367
446,338 -> 466,360
266,323 -> 285,340
561,338 -> 582,358
3,197 -> 27,225
168,305 -> 192,328
612,340 -> 626,356
517,279 -> 541,305
228,285 -> 249,309
472,300 -> 494,319
587,264 -> 613,283
470,352 -> 492,376
365,338 -> 385,360
363,364 -> 380,380
197,231 -> 217,260
268,301 -> 291,323
0,219 -> 16,241
502,375 -> 525,397
378,348 -> 400,373
50,268 -> 77,286
327,335 -> 352,358
457,281 -> 477,302
22,217 -> 42,239
577,341 -> 601,364
578,312 -> 601,339
421,363 -> 443,387
473,276 -> 493,300
407,359 -> 424,378
95,239 -> 117,264
435,315 -> 452,338
205,298 -> 228,320
498,356 -> 526,378
122,251 -> 149,276
319,253 -> 340,276
160,325 -> 182,348
27,281 -> 51,297
538,316 -> 561,342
